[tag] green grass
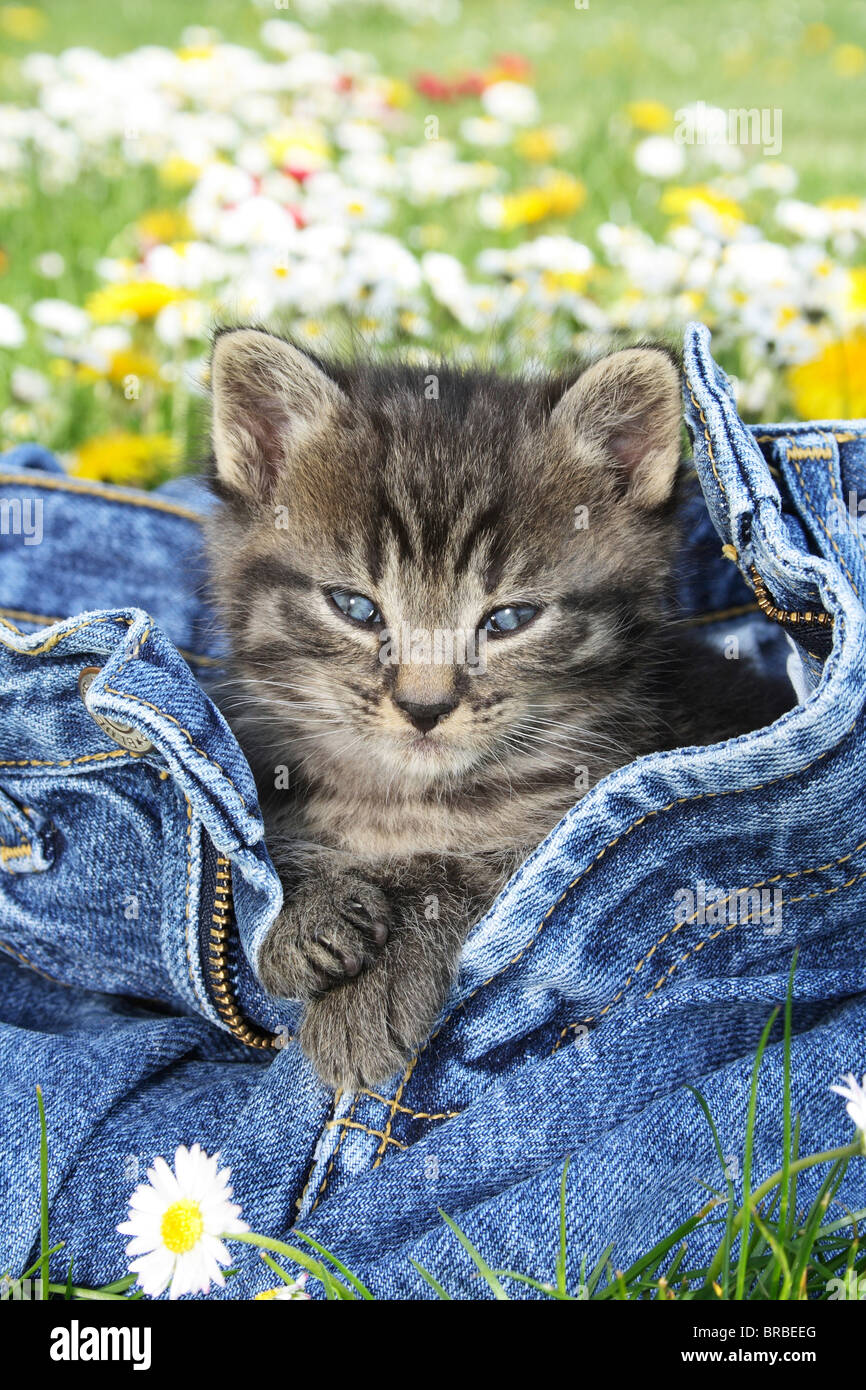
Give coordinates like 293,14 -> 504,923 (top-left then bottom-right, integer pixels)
10,953 -> 864,1301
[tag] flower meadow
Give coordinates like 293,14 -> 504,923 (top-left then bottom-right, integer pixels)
0,1 -> 865,487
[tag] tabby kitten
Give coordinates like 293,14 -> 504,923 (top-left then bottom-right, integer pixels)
205,328 -> 789,1089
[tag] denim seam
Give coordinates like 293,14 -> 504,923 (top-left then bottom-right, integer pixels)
782,437 -> 861,600
821,428 -> 866,571
0,608 -> 222,668
308,1091 -> 361,1215
372,1056 -> 419,1168
115,625 -> 151,676
181,795 -> 209,1014
755,431 -> 866,442
370,715 -> 856,1149
687,387 -> 729,508
0,749 -> 134,770
0,470 -> 204,523
0,613 -> 124,658
0,936 -> 64,983
552,833 -> 866,1051
104,687 -> 248,807
326,1118 -> 407,1151
357,1088 -> 461,1120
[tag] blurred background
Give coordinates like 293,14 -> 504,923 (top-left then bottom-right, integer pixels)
0,0 -> 864,484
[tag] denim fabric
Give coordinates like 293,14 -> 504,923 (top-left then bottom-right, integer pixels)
1,323 -> 864,1299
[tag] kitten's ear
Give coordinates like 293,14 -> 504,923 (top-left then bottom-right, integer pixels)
550,347 -> 682,508
211,329 -> 346,498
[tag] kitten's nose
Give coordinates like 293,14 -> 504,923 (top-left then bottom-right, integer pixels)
395,697 -> 458,734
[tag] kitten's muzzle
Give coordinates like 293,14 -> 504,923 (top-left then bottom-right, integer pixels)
394,696 -> 459,734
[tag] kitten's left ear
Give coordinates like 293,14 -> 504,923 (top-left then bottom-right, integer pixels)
550,347 -> 682,509
211,328 -> 347,499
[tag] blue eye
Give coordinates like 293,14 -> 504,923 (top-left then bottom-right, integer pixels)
483,603 -> 539,636
329,589 -> 383,626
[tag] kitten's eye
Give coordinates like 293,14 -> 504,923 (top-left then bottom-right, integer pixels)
328,589 -> 383,626
482,603 -> 539,636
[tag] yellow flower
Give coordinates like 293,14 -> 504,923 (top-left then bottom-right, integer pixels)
136,209 -> 193,243
0,6 -> 46,40
86,281 -> 189,323
661,184 -> 745,237
158,155 -> 202,188
833,44 -> 866,77
847,268 -> 866,316
802,22 -> 833,54
498,172 -> 586,230
384,78 -> 413,108
515,127 -> 563,162
72,433 -> 181,486
625,100 -> 673,133
264,126 -> 331,170
176,45 -> 215,61
788,337 -> 866,420
661,185 -> 745,223
541,269 -> 590,295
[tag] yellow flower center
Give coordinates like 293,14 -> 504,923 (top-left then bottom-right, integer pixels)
160,1199 -> 204,1254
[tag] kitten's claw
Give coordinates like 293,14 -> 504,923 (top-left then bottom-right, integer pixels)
258,872 -> 391,1000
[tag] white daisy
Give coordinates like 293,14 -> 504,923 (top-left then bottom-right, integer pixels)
117,1143 -> 247,1300
830,1073 -> 866,1137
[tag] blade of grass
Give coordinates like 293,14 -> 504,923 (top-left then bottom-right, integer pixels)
35,1085 -> 49,1301
556,1155 -> 570,1295
735,1006 -> 780,1300
409,1259 -> 453,1299
438,1209 -> 509,1299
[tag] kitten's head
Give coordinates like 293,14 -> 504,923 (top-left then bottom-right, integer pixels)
206,329 -> 683,791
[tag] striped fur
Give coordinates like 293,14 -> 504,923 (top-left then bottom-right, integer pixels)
205,330 -> 790,1088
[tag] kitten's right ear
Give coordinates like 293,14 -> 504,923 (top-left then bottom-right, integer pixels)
210,328 -> 346,499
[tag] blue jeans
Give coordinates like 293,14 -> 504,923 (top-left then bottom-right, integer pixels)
1,323 -> 864,1298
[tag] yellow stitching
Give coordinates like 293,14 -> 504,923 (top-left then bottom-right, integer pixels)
687,388 -> 727,501
0,843 -> 31,863
358,1088 -> 461,1120
552,834 -> 866,1049
0,749 -> 133,769
372,1056 -> 418,1169
371,714 -> 857,1151
0,614 -> 118,657
0,471 -> 204,522
786,446 -> 833,461
681,602 -> 760,628
326,1118 -> 407,1150
0,608 -> 222,668
309,1091 -> 360,1214
0,936 -> 64,983
104,687 -> 247,806
755,432 -> 866,443
642,869 -> 866,1000
784,436 -> 861,601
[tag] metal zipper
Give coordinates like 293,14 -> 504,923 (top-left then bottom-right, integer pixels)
207,854 -> 281,1050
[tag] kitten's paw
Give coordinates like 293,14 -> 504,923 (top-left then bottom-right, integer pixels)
299,966 -> 438,1090
258,871 -> 391,1000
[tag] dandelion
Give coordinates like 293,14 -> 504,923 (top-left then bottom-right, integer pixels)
85,280 -> 190,324
117,1144 -> 247,1300
72,432 -> 182,486
830,1073 -> 866,1138
787,338 -> 866,419
625,100 -> 673,133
